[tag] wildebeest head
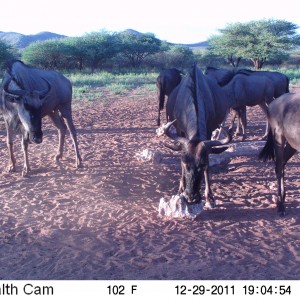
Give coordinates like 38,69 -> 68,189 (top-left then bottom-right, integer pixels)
2,75 -> 51,144
160,120 -> 231,203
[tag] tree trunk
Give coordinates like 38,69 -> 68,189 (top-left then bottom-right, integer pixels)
252,57 -> 267,69
227,55 -> 242,68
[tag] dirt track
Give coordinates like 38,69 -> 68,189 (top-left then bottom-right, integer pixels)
0,87 -> 299,280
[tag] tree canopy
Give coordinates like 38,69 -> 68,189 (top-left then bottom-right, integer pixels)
21,31 -> 165,71
117,31 -> 162,67
0,39 -> 17,69
208,19 -> 300,69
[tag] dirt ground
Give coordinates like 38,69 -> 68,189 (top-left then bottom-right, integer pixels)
0,86 -> 299,280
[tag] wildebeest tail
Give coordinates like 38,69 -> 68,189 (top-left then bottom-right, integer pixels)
285,76 -> 290,93
258,130 -> 275,161
156,77 -> 165,110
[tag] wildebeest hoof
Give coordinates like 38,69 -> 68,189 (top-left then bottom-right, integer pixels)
76,157 -> 83,168
55,154 -> 62,162
22,170 -> 30,178
76,162 -> 83,168
7,165 -> 16,173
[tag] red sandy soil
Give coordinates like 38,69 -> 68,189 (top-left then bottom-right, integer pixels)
0,86 -> 299,280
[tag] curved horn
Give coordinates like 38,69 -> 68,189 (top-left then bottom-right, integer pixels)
156,119 -> 176,137
157,119 -> 189,146
38,78 -> 51,98
2,75 -> 26,97
204,127 -> 231,148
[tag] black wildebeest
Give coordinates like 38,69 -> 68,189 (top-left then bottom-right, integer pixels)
259,93 -> 300,216
232,69 -> 289,139
205,67 -> 275,140
156,68 -> 182,126
159,65 -> 232,207
238,69 -> 289,98
205,67 -> 245,138
233,69 -> 289,138
1,60 -> 82,176
204,67 -> 235,86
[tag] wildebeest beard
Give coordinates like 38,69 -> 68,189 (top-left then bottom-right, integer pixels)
14,92 -> 44,144
180,139 -> 209,203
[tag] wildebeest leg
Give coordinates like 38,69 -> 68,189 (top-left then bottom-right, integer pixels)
231,109 -> 239,135
231,107 -> 246,139
274,138 -> 286,216
59,106 -> 82,168
259,103 -> 269,139
274,142 -> 297,216
21,135 -> 30,177
204,168 -> 215,208
239,107 -> 247,141
7,142 -> 16,173
48,110 -> 67,163
216,109 -> 229,140
157,107 -> 161,126
5,122 -> 16,173
228,108 -> 238,135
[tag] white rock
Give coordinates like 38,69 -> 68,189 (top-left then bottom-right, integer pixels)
209,141 -> 266,166
158,195 -> 204,219
135,149 -> 162,163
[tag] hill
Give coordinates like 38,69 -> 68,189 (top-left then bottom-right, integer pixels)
0,31 -> 67,49
185,41 -> 209,49
0,29 -> 208,50
123,29 -> 208,49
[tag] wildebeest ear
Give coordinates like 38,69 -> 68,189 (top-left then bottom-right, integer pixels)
209,146 -> 228,154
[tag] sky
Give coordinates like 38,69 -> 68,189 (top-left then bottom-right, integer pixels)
1,0 -> 300,44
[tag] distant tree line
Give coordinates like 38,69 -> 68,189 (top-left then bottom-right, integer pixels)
0,19 -> 300,72
0,30 -> 195,72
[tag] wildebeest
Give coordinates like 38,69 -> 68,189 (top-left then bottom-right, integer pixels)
1,60 -> 82,176
160,65 -> 233,207
232,69 -> 289,138
259,93 -> 300,216
238,69 -> 289,98
204,67 -> 235,86
205,67 -> 275,139
205,67 -> 245,137
156,68 -> 182,126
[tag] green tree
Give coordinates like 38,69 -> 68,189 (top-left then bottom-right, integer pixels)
208,19 -> 300,69
63,37 -> 89,71
193,48 -> 227,68
22,39 -> 70,69
22,31 -> 119,71
82,31 -> 119,72
0,39 -> 17,69
118,31 -> 162,67
145,43 -> 194,70
166,45 -> 195,69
